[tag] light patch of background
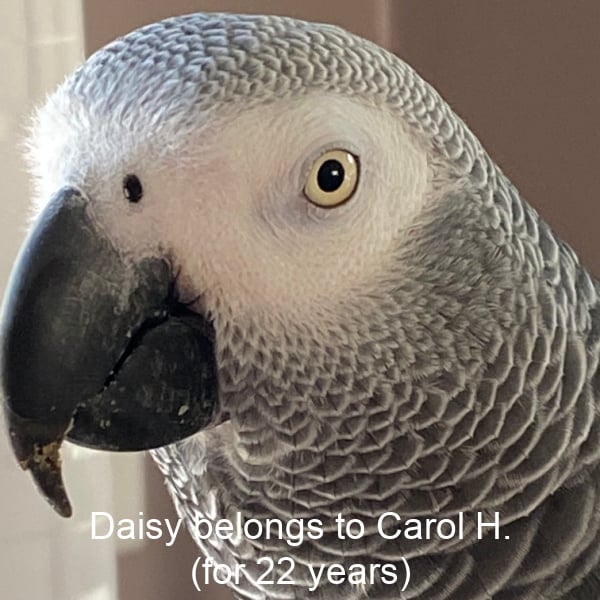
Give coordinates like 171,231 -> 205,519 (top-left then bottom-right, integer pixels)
0,3 -> 119,600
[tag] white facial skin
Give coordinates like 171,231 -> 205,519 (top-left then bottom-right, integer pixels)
30,93 -> 437,325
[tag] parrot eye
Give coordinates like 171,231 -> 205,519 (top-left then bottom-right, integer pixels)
123,174 -> 143,203
304,149 -> 359,208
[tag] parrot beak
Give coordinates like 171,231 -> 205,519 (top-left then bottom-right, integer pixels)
0,187 -> 218,517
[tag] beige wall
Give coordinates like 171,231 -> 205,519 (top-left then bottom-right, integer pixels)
0,3 -> 119,600
393,1 -> 600,276
82,0 -> 395,54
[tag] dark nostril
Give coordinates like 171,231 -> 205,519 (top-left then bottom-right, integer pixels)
123,174 -> 143,203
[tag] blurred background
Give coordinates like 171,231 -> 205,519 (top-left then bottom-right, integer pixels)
1,1 -> 599,598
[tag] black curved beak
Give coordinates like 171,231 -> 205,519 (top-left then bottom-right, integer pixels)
1,188 -> 218,517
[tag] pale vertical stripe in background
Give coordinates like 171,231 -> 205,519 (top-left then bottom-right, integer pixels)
0,2 -> 118,599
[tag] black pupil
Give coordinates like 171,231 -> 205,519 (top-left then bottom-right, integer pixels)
317,160 -> 345,192
123,174 -> 143,203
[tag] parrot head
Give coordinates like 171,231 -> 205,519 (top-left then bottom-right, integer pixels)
1,13 -> 512,518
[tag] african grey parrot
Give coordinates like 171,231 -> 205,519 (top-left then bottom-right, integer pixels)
1,12 -> 599,600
